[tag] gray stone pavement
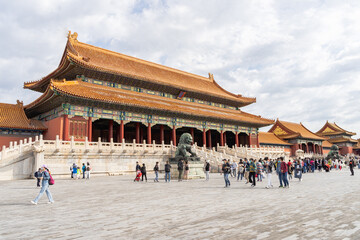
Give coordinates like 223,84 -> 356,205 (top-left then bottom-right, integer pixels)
1,169 -> 360,240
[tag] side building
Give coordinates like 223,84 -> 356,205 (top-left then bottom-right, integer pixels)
266,120 -> 325,156
22,32 -> 273,148
0,101 -> 46,147
316,121 -> 357,155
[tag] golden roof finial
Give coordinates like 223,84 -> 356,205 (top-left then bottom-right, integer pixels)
208,73 -> 214,81
68,31 -> 78,41
16,100 -> 23,107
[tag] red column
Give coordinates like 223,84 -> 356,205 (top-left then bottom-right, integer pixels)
223,132 -> 227,146
220,131 -> 224,146
147,123 -> 152,144
190,128 -> 194,144
108,120 -> 113,142
321,146 -> 324,154
207,130 -> 212,148
248,134 -> 251,147
63,115 -> 69,141
172,126 -> 176,145
136,122 -> 140,143
160,125 -> 164,143
306,143 -> 309,153
203,128 -> 206,147
87,117 -> 92,142
120,120 -> 124,142
235,132 -> 239,147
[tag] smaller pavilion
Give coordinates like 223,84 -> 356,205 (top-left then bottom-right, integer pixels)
316,121 -> 357,155
268,120 -> 325,156
0,101 -> 46,147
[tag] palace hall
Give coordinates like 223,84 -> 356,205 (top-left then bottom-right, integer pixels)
10,32 -> 273,148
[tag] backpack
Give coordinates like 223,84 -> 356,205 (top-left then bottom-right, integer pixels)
48,173 -> 55,185
165,164 -> 171,172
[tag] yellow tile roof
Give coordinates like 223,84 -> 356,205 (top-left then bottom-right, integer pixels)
270,120 -> 325,140
26,79 -> 274,127
322,140 -> 333,148
317,121 -> 356,136
24,32 -> 256,106
258,132 -> 292,145
0,102 -> 47,130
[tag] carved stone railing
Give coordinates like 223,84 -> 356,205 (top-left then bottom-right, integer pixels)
217,144 -> 288,160
0,135 -> 177,165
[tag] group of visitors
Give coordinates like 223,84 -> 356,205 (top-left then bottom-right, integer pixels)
70,162 -> 91,179
133,160 -> 211,183
221,156 -> 354,188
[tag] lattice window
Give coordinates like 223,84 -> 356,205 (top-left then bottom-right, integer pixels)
69,117 -> 88,140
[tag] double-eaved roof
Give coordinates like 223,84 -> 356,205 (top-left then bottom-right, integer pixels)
23,31 -> 273,127
24,31 -> 256,108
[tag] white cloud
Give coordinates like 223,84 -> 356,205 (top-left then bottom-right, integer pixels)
0,0 -> 359,138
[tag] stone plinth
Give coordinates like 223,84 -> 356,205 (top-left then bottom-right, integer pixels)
170,162 -> 205,179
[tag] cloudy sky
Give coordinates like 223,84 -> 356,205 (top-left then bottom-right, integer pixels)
1,0 -> 360,137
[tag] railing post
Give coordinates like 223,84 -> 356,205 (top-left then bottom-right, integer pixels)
29,137 -> 32,145
110,138 -> 114,152
85,137 -> 89,151
39,135 -> 43,146
19,140 -> 23,154
9,142 -> 13,149
70,136 -> 75,151
98,137 -> 102,152
121,138 -> 125,152
24,139 -> 27,144
55,135 -> 60,150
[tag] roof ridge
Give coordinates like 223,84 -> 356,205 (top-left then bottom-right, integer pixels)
72,37 -> 213,83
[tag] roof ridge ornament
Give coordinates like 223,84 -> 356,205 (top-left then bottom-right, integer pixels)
208,73 -> 214,81
67,31 -> 78,41
16,100 -> 23,107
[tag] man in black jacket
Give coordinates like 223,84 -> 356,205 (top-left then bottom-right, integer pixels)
349,158 -> 355,176
178,159 -> 184,181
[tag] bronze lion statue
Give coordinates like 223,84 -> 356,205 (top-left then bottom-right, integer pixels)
175,133 -> 197,158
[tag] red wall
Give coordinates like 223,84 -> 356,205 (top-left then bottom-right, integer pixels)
43,117 -> 63,140
340,147 -> 353,155
0,135 -> 37,148
249,133 -> 259,147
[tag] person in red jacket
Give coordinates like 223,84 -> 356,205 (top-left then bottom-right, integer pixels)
280,157 -> 289,188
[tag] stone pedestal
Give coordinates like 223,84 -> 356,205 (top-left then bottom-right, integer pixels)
170,162 -> 205,180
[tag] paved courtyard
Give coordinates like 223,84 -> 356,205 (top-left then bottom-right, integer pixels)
1,169 -> 360,240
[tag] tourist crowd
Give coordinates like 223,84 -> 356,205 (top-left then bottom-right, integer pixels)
220,156 -> 356,188
30,156 -> 358,204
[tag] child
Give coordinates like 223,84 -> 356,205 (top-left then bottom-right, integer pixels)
134,170 -> 142,182
76,167 -> 81,179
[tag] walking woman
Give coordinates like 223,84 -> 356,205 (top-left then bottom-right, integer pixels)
31,165 -> 54,204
